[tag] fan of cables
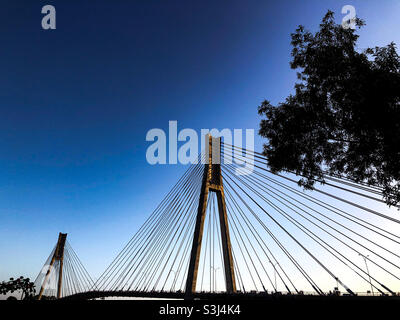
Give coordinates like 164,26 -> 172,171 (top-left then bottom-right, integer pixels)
94,143 -> 400,296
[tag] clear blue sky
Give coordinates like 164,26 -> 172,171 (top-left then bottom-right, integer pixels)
0,0 -> 399,282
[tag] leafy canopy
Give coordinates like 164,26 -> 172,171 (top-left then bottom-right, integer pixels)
0,276 -> 36,300
258,11 -> 400,207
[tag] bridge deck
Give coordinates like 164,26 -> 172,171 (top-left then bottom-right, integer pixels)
62,291 -> 400,301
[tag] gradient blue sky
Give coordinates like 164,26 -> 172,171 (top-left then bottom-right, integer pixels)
1,0 -> 399,282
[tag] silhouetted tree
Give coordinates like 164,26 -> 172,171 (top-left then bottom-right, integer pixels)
0,276 -> 36,300
258,11 -> 400,207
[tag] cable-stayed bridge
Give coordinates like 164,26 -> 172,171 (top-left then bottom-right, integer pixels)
34,135 -> 400,300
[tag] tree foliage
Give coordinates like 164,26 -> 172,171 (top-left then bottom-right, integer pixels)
0,276 -> 36,300
258,11 -> 400,207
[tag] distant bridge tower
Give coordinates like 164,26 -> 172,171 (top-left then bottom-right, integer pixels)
38,232 -> 67,300
185,134 -> 236,298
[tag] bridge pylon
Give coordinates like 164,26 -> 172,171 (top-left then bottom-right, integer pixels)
185,134 -> 236,298
38,232 -> 67,300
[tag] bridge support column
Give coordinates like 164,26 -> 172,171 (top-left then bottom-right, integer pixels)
185,135 -> 236,299
38,232 -> 67,300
